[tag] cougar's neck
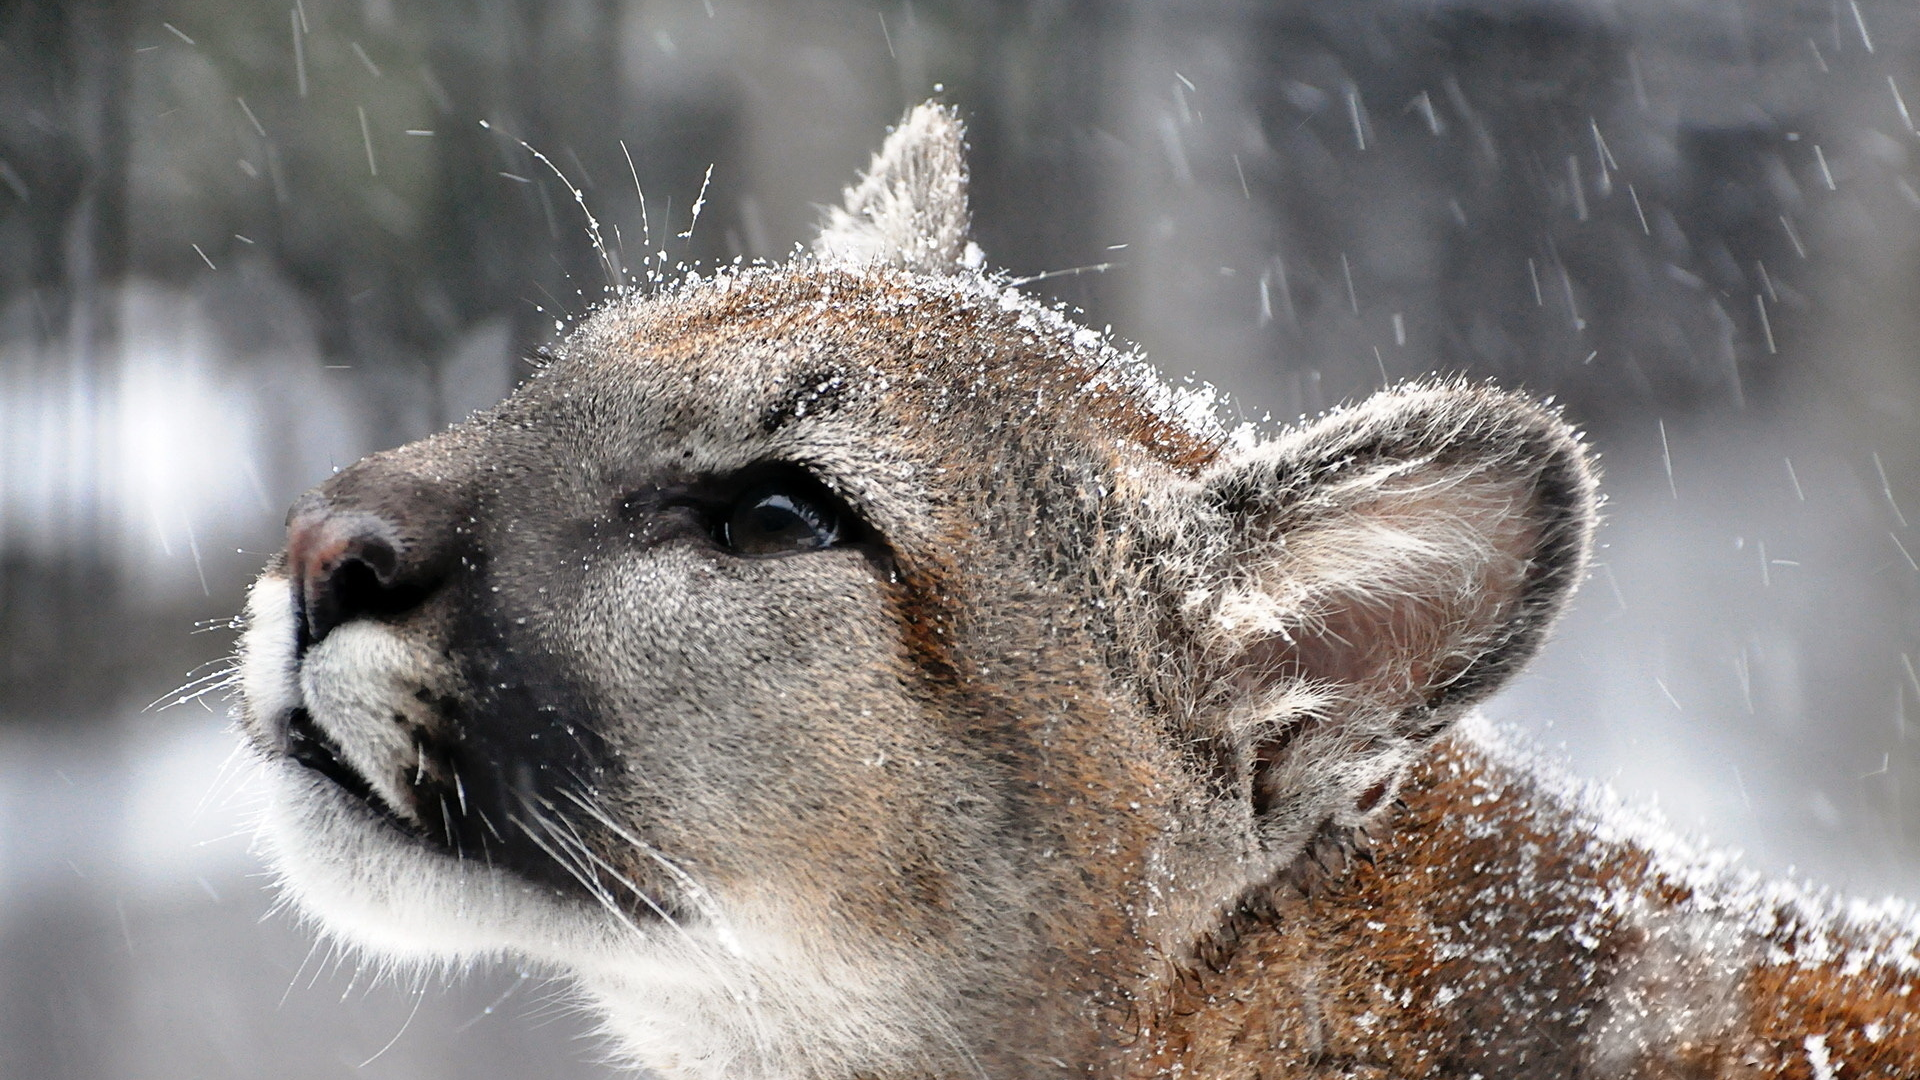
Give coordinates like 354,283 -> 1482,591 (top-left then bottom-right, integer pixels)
1118,726 -> 1920,1079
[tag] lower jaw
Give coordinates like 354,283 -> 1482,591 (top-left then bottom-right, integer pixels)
261,767 -> 689,964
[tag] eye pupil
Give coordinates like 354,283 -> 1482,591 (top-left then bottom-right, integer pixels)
722,485 -> 842,555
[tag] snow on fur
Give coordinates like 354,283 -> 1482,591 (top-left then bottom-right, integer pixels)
812,102 -> 984,275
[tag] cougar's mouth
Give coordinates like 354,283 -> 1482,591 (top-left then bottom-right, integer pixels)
245,579 -> 651,910
283,704 -> 415,833
284,706 -> 369,798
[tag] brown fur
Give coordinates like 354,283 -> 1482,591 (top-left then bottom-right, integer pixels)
1126,734 -> 1920,1079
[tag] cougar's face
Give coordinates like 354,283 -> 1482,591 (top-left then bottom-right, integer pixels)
237,267 -> 1204,1068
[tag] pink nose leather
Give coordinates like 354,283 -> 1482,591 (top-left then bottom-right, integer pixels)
280,450 -> 467,646
286,506 -> 402,645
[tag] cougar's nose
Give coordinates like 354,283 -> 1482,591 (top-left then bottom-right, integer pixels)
285,466 -> 463,647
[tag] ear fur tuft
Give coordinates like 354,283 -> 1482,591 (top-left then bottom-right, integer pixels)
812,102 -> 983,275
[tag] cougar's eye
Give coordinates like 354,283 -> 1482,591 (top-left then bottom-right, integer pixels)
719,480 -> 844,556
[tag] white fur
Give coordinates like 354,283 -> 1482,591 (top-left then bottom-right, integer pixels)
238,576 -> 299,732
581,915 -> 982,1080
256,762 -> 626,961
297,624 -> 451,823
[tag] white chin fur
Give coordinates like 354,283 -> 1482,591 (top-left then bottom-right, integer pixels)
256,758 -> 940,1080
578,931 -> 954,1080
254,756 -> 634,964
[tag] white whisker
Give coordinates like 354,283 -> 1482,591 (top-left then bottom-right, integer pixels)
506,809 -> 647,942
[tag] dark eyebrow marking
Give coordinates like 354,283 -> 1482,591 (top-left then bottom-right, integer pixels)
758,369 -> 851,434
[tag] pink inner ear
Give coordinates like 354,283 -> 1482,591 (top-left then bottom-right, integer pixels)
1242,470 -> 1546,710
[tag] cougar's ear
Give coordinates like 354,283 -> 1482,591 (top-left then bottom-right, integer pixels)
812,101 -> 983,274
1177,382 -> 1597,857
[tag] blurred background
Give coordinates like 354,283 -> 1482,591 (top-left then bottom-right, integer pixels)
5,0 -> 1920,1076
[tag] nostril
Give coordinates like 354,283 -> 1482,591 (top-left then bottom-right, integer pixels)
284,462 -> 465,648
353,536 -> 398,582
326,545 -> 430,620
290,512 -> 440,647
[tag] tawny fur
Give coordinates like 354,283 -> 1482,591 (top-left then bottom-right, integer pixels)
234,103 -> 1920,1080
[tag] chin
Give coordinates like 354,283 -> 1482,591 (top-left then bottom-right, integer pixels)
251,757 -> 627,967
238,573 -> 629,970
250,753 -> 934,1080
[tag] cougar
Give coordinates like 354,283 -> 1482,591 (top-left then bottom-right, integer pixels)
237,104 -> 1919,1079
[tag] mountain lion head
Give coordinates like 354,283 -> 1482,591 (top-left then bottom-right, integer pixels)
237,103 -> 1596,1080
